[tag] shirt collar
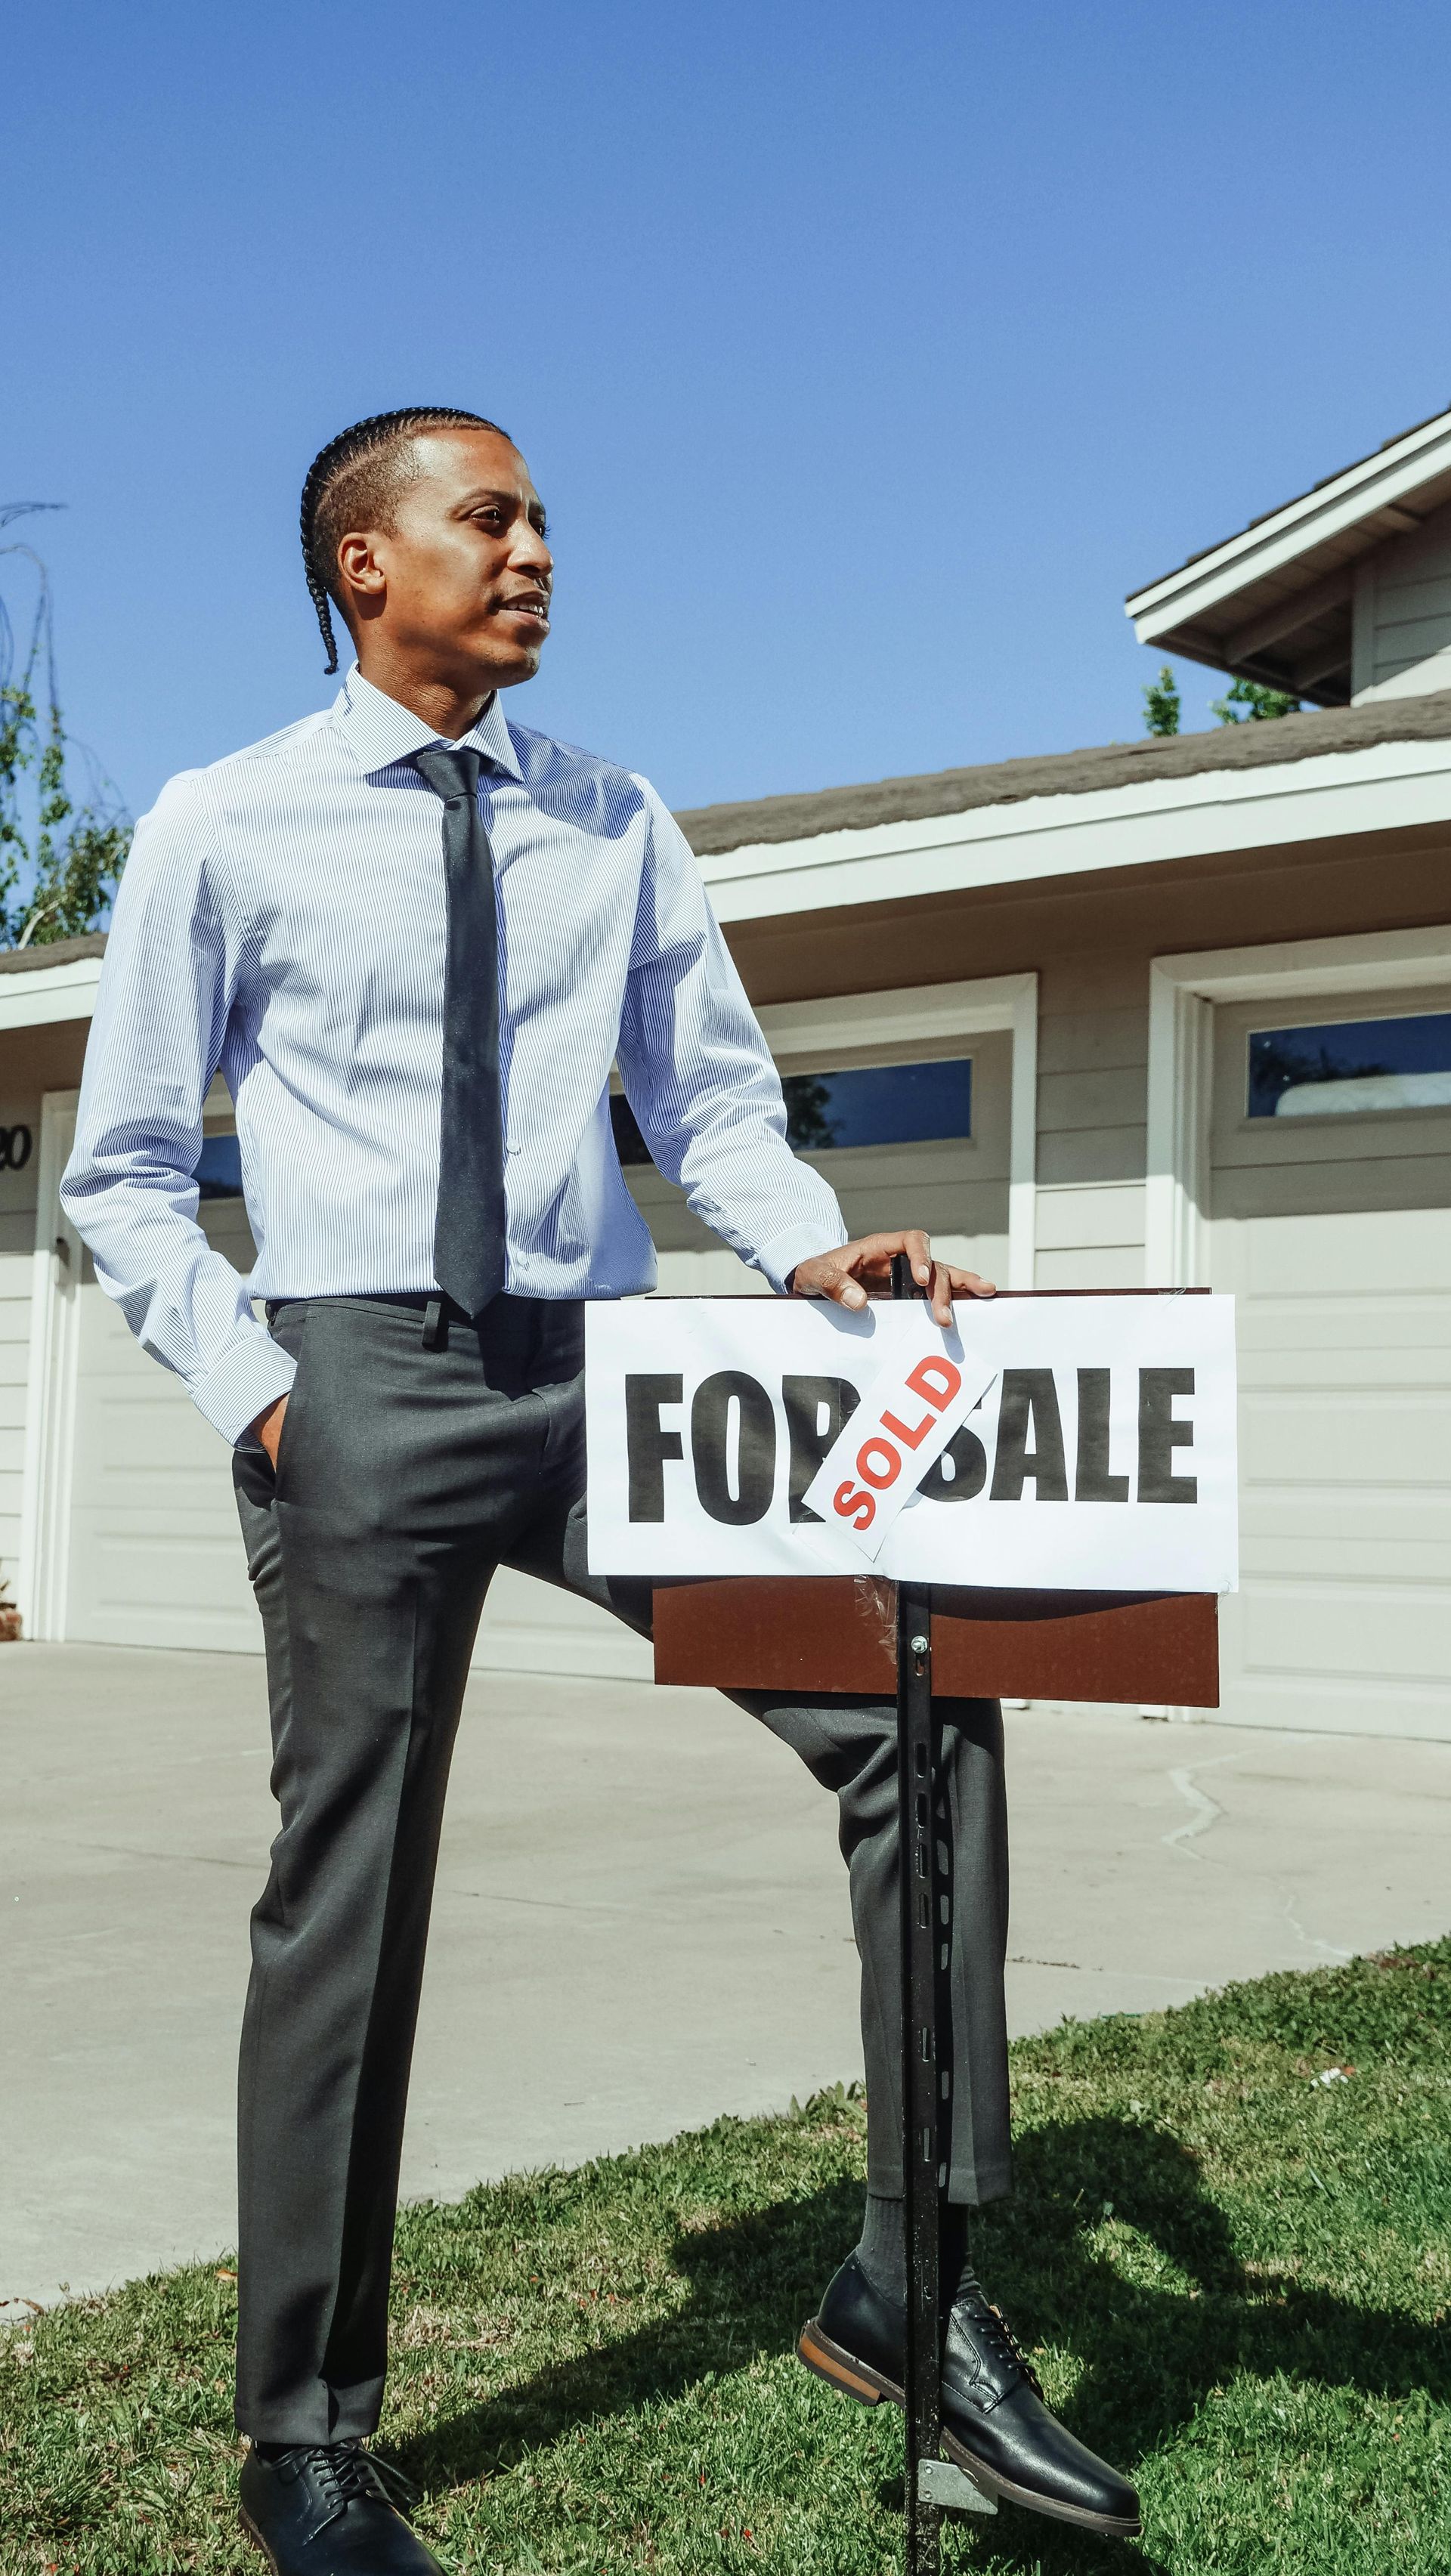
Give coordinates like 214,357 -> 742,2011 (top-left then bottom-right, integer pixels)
330,663 -> 524,783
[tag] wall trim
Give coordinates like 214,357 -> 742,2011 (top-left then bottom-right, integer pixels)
756,973 -> 1038,1288
1146,922 -> 1451,1285
0,955 -> 104,1033
700,736 -> 1451,925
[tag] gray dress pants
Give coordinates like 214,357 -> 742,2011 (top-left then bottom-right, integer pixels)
230,1294 -> 1010,2443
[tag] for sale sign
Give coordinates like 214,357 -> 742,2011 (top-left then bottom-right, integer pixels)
585,1294 -> 1238,1591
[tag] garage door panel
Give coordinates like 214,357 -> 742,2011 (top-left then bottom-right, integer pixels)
1239,1491 -> 1451,1543
1214,1156 -> 1451,1224
1239,1488 -> 1451,1538
1236,1515 -> 1451,1571
65,1171 -> 262,1650
1214,1116 -> 1451,1174
1237,1538 -> 1451,1593
76,1387 -> 235,1476
1238,1392 -> 1451,1486
1035,1245 -> 1149,1289
1221,1208 -> 1451,1294
1215,1662 -> 1451,1740
1235,1582 -> 1451,1687
629,1146 -> 1006,1257
831,1182 -> 1006,1241
1233,1309 -> 1451,1361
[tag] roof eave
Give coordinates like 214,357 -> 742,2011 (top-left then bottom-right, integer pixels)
1125,406 -> 1451,635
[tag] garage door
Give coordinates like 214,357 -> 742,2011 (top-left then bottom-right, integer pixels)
63,1112 -> 265,1650
1209,984 -> 1451,1738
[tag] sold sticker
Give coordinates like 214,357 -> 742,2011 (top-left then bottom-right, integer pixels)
800,1325 -> 997,1563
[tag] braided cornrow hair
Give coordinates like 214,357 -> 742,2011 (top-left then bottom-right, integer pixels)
299,406 -> 510,673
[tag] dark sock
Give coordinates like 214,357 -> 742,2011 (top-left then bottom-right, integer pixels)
855,2192 -> 982,2309
857,2189 -> 907,2302
252,2441 -> 293,2463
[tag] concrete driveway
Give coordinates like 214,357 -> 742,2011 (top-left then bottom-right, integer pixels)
3,1641 -> 1449,2310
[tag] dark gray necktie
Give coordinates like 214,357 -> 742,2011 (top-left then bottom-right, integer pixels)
412,744 -> 506,1319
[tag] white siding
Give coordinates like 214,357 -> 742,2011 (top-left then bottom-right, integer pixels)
1354,496 -> 1451,698
1033,963 -> 1146,1288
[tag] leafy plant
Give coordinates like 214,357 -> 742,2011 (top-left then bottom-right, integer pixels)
779,1072 -> 837,1151
1143,663 -> 1182,737
0,503 -> 130,950
1211,675 -> 1301,725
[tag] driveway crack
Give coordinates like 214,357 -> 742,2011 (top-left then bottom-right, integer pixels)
1162,1752 -> 1248,1860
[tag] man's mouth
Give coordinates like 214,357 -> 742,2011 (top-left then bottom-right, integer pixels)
498,595 -> 551,625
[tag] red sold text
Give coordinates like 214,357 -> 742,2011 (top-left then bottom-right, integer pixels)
827,1351 -> 962,1531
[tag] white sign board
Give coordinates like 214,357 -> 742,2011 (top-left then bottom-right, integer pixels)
586,1294 -> 1238,1592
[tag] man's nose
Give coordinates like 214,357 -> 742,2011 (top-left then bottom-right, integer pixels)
512,523 -> 553,580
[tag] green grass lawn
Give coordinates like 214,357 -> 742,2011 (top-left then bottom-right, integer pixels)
3,1940 -> 1447,2576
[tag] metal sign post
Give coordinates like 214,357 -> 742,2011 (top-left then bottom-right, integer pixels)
892,1256 -> 995,2565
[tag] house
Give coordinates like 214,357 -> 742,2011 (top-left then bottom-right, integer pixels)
3,408 -> 1449,1737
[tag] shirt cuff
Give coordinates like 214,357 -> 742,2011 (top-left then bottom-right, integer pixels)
753,1220 -> 848,1297
191,1326 -> 299,1446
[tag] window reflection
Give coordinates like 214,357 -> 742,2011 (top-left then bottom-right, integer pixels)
611,1057 -> 973,1166
1247,1013 -> 1451,1118
196,1134 -> 244,1198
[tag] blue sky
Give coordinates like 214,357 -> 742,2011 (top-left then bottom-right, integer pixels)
4,1 -> 1449,825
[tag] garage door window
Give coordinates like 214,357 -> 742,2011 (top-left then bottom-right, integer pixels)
1247,1011 -> 1451,1119
196,1133 -> 244,1197
611,1057 -> 972,1164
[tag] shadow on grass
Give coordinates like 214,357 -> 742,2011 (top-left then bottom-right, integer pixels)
401,2120 -> 1446,2570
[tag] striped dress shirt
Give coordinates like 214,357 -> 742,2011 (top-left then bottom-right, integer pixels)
60,668 -> 846,1444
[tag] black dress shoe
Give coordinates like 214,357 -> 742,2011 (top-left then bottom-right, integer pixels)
799,2252 -> 1140,2539
240,2441 -> 443,2573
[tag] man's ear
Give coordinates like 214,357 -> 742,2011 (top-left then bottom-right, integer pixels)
335,530 -> 386,628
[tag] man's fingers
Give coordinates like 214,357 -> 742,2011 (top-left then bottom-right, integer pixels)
904,1227 -> 933,1285
791,1252 -> 870,1309
818,1260 -> 868,1309
249,1392 -> 289,1467
789,1235 -> 995,1311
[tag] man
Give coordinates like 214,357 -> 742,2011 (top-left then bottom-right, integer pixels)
63,407 -> 1139,2570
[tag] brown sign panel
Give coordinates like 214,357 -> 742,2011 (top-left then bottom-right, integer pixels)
652,1577 -> 1218,1705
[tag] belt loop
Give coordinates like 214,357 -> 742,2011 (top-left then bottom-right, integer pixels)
422,1297 -> 448,1351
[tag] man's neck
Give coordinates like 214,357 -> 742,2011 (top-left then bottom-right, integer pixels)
353,655 -> 493,744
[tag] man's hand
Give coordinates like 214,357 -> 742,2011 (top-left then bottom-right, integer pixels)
250,1394 -> 289,1467
788,1229 -> 995,1327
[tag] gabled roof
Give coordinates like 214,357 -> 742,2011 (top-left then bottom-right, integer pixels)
1125,404 -> 1451,709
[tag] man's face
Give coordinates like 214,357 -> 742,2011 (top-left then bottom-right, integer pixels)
339,427 -> 554,692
